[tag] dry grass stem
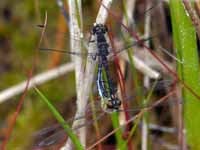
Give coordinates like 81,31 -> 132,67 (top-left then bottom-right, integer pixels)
120,54 -> 160,79
62,0 -> 113,149
142,1 -> 152,150
183,0 -> 200,39
63,0 -> 85,149
0,63 -> 74,104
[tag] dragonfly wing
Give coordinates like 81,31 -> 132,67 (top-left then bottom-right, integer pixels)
38,25 -> 99,61
72,111 -> 106,130
33,99 -> 104,145
33,124 -> 61,138
34,78 -> 176,146
39,47 -> 99,63
108,34 -> 160,60
35,109 -> 105,147
37,130 -> 66,147
37,25 -> 86,43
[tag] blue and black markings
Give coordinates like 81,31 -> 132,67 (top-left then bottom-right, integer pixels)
92,24 -> 121,112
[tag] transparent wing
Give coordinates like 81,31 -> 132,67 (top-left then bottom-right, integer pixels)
35,112 -> 106,147
37,25 -> 98,61
37,0 -> 168,62
33,79 -> 177,147
37,130 -> 66,147
33,105 -> 105,147
38,32 -> 159,62
109,33 -> 160,58
34,96 -> 180,147
37,17 -> 163,62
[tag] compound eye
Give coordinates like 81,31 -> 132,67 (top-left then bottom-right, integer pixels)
92,25 -> 99,34
116,99 -> 121,106
112,99 -> 121,107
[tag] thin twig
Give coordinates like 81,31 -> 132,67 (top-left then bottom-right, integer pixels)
120,54 -> 160,79
143,0 -> 151,87
0,63 -> 74,103
148,123 -> 176,133
86,111 -> 144,150
153,137 -> 179,150
0,71 -> 32,150
38,11 -> 48,47
134,48 -> 175,74
158,46 -> 183,64
121,1 -> 136,149
182,0 -> 200,39
142,0 -> 152,149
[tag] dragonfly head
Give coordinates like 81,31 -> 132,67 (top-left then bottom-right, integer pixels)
110,97 -> 121,109
101,96 -> 121,113
92,23 -> 108,35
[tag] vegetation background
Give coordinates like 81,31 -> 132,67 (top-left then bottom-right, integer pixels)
0,0 -> 200,150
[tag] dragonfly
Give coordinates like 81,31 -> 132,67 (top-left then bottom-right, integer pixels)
93,23 -> 121,112
34,0 -> 180,148
39,23 -> 162,112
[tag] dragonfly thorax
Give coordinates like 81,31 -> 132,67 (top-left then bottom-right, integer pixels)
97,43 -> 109,56
92,24 -> 108,35
92,24 -> 110,56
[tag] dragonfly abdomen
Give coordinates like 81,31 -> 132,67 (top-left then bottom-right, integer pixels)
92,23 -> 121,112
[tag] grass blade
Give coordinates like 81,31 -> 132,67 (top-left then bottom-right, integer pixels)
169,1 -> 200,149
34,87 -> 83,150
110,112 -> 126,149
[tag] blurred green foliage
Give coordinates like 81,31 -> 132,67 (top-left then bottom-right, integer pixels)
0,0 -> 78,149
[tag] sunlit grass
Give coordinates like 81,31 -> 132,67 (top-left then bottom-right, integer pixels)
34,87 -> 83,150
170,0 -> 200,149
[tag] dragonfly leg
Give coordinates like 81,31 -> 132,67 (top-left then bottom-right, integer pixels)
91,53 -> 98,60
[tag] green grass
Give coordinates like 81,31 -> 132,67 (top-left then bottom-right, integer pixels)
34,87 -> 83,150
169,1 -> 200,149
110,112 -> 127,149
